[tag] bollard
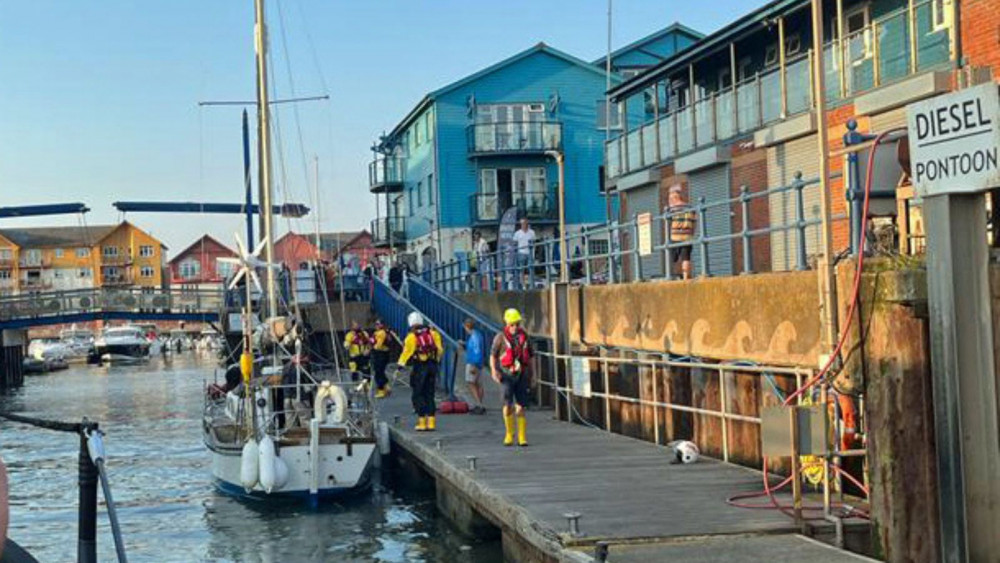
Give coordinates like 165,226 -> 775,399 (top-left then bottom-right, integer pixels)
466,455 -> 477,472
78,420 -> 99,563
594,541 -> 609,562
563,511 -> 582,537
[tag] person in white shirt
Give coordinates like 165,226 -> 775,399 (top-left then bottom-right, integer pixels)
472,231 -> 492,289
511,218 -> 536,288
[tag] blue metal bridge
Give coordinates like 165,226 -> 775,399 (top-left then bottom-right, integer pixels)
0,287 -> 224,330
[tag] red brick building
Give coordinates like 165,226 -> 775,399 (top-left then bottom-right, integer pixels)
273,230 -> 389,271
167,234 -> 237,290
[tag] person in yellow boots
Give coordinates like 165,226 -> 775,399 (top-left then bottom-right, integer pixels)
397,312 -> 444,431
344,321 -> 372,381
370,319 -> 396,398
490,308 -> 533,446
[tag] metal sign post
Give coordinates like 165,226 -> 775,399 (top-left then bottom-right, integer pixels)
908,85 -> 1000,562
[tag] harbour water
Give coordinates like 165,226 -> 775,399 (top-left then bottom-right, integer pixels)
0,354 -> 501,562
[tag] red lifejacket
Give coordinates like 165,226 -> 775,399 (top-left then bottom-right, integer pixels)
413,327 -> 438,360
500,327 -> 530,373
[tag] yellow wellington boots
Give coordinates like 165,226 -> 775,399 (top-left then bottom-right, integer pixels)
375,387 -> 387,399
427,416 -> 436,431
415,417 -> 426,431
517,415 -> 528,446
503,414 -> 515,446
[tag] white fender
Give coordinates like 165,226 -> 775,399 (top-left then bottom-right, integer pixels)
313,381 -> 347,425
240,440 -> 259,491
258,435 -> 277,493
273,456 -> 289,489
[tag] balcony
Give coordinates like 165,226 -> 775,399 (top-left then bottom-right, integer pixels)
0,258 -> 14,269
368,157 -> 405,193
469,190 -> 557,226
19,279 -> 51,291
102,276 -> 133,287
605,0 -> 954,180
101,253 -> 133,266
467,121 -> 562,157
370,216 -> 406,248
18,258 -> 51,269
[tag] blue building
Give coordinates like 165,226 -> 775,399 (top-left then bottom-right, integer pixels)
368,26 -> 701,268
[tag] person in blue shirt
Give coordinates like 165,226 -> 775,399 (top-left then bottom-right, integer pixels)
461,318 -> 487,414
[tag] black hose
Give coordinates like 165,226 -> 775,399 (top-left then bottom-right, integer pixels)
0,412 -> 85,433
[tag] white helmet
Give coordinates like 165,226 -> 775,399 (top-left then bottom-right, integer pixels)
407,312 -> 424,328
670,440 -> 700,464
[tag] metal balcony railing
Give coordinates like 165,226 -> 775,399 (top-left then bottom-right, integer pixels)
606,0 -> 954,180
467,121 -> 562,156
370,216 -> 407,247
469,190 -> 557,224
368,157 -> 405,191
101,253 -> 133,265
17,258 -> 51,269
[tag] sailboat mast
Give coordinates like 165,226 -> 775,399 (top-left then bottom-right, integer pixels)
313,155 -> 321,260
253,0 -> 278,319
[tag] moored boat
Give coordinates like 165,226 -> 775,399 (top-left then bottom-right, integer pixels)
92,325 -> 151,364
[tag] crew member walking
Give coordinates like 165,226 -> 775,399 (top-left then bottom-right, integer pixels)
344,321 -> 372,378
490,308 -> 533,446
371,319 -> 396,398
398,312 -> 444,431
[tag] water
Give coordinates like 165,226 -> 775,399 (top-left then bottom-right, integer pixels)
0,355 -> 502,562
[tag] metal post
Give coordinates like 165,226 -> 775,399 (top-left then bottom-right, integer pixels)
925,193 -> 1000,562
602,353 -> 612,432
583,231 -> 592,284
241,109 -> 254,248
652,364 -> 660,445
907,0 -> 918,73
794,173 -> 809,271
872,21 -> 881,87
730,43 -> 739,130
779,16 -> 788,118
790,405 -> 804,528
755,73 -> 763,127
697,197 -> 710,277
78,422 -> 99,563
719,369 -> 729,463
836,0 -> 846,98
631,219 -> 641,282
689,64 -> 697,147
740,185 -> 753,274
254,0 -> 278,320
608,223 -> 618,284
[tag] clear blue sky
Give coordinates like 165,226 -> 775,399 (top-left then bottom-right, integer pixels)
0,1 -> 760,255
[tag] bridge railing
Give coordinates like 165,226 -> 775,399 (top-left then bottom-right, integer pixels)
0,287 -> 224,324
422,172 -> 847,294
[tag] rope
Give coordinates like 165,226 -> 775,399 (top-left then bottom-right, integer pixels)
0,412 -> 91,433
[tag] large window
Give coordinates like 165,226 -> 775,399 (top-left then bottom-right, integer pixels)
476,167 -> 547,221
102,246 -> 118,257
179,259 -> 200,279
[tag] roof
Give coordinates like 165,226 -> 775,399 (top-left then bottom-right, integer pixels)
316,231 -> 367,253
609,0 -> 810,100
591,22 -> 704,67
0,225 -> 119,248
167,234 -> 235,265
386,42 -> 624,140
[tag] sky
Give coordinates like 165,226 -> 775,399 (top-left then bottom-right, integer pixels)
0,0 -> 761,255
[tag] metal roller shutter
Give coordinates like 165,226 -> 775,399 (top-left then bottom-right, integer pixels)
687,164 -> 733,277
767,135 -> 822,271
626,183 -> 665,280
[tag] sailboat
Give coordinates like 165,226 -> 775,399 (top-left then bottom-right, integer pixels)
201,0 -> 378,501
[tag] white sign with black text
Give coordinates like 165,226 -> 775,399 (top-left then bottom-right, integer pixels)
906,83 -> 1000,197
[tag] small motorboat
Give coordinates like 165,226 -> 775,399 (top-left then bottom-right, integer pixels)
92,325 -> 151,364
59,326 -> 95,362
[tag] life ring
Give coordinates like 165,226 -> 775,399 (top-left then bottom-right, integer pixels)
314,381 -> 347,424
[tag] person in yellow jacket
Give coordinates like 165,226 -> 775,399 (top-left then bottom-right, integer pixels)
490,308 -> 533,446
397,312 -> 444,431
371,319 -> 397,398
344,320 -> 372,379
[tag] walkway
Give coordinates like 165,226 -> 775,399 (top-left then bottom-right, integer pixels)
378,388 -> 873,562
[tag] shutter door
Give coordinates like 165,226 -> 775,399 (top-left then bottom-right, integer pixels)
626,183 -> 665,280
688,164 -> 733,277
767,135 -> 821,271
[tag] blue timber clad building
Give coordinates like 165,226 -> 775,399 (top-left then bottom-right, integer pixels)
368,25 -> 701,268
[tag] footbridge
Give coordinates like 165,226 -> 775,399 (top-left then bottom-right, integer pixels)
0,287 -> 224,330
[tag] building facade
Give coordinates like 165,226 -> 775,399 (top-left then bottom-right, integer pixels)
604,0 -> 983,279
0,222 -> 166,294
167,235 -> 237,291
368,29 -> 701,269
274,230 -> 386,271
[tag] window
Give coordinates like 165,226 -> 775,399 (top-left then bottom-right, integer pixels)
414,119 -> 422,147
427,110 -> 435,140
140,266 -> 155,278
843,4 -> 872,62
216,260 -> 235,279
765,45 -> 779,67
427,174 -> 434,205
78,268 -> 92,278
588,239 -> 610,255
76,247 -> 90,258
620,68 -> 642,79
179,259 -> 200,280
54,248 -> 64,258
53,270 -> 64,279
139,245 -> 154,257
738,58 -> 755,82
407,186 -> 414,216
718,68 -> 733,90
417,180 -> 423,207
102,246 -> 119,257
0,270 -> 9,280
785,34 -> 802,56
0,248 -> 11,261
596,100 -> 623,130
104,267 -> 119,278
24,249 -> 41,265
932,0 -> 953,30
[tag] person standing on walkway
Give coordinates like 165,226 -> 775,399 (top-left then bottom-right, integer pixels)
490,308 -> 532,446
371,319 -> 396,398
398,312 -> 444,431
461,318 -> 487,414
512,218 -> 536,289
667,185 -> 697,280
344,320 -> 372,378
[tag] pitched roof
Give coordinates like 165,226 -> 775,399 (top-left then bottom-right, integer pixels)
591,22 -> 704,67
317,231 -> 367,253
0,225 -> 119,248
167,234 -> 235,265
387,43 -> 624,139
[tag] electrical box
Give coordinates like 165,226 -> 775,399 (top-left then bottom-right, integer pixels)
761,404 -> 827,457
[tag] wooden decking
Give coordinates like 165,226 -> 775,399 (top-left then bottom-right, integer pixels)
378,387 -> 873,562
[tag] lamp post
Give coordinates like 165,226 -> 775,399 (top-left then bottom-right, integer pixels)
545,149 -> 568,283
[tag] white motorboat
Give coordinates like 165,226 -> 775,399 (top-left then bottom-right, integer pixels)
59,326 -> 95,362
93,325 -> 151,364
27,338 -> 71,361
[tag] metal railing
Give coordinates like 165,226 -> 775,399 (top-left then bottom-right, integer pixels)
467,121 -> 562,155
371,216 -> 406,247
0,286 -> 224,325
369,157 -> 405,189
469,190 -> 558,224
17,258 -> 51,268
101,253 -> 132,266
423,173 -> 845,293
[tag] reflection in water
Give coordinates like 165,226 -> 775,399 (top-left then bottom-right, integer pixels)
0,355 -> 500,562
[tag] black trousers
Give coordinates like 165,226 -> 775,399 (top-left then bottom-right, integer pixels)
410,360 -> 438,417
372,350 -> 390,389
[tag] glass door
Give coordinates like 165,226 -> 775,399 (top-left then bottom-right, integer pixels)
479,169 -> 498,221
